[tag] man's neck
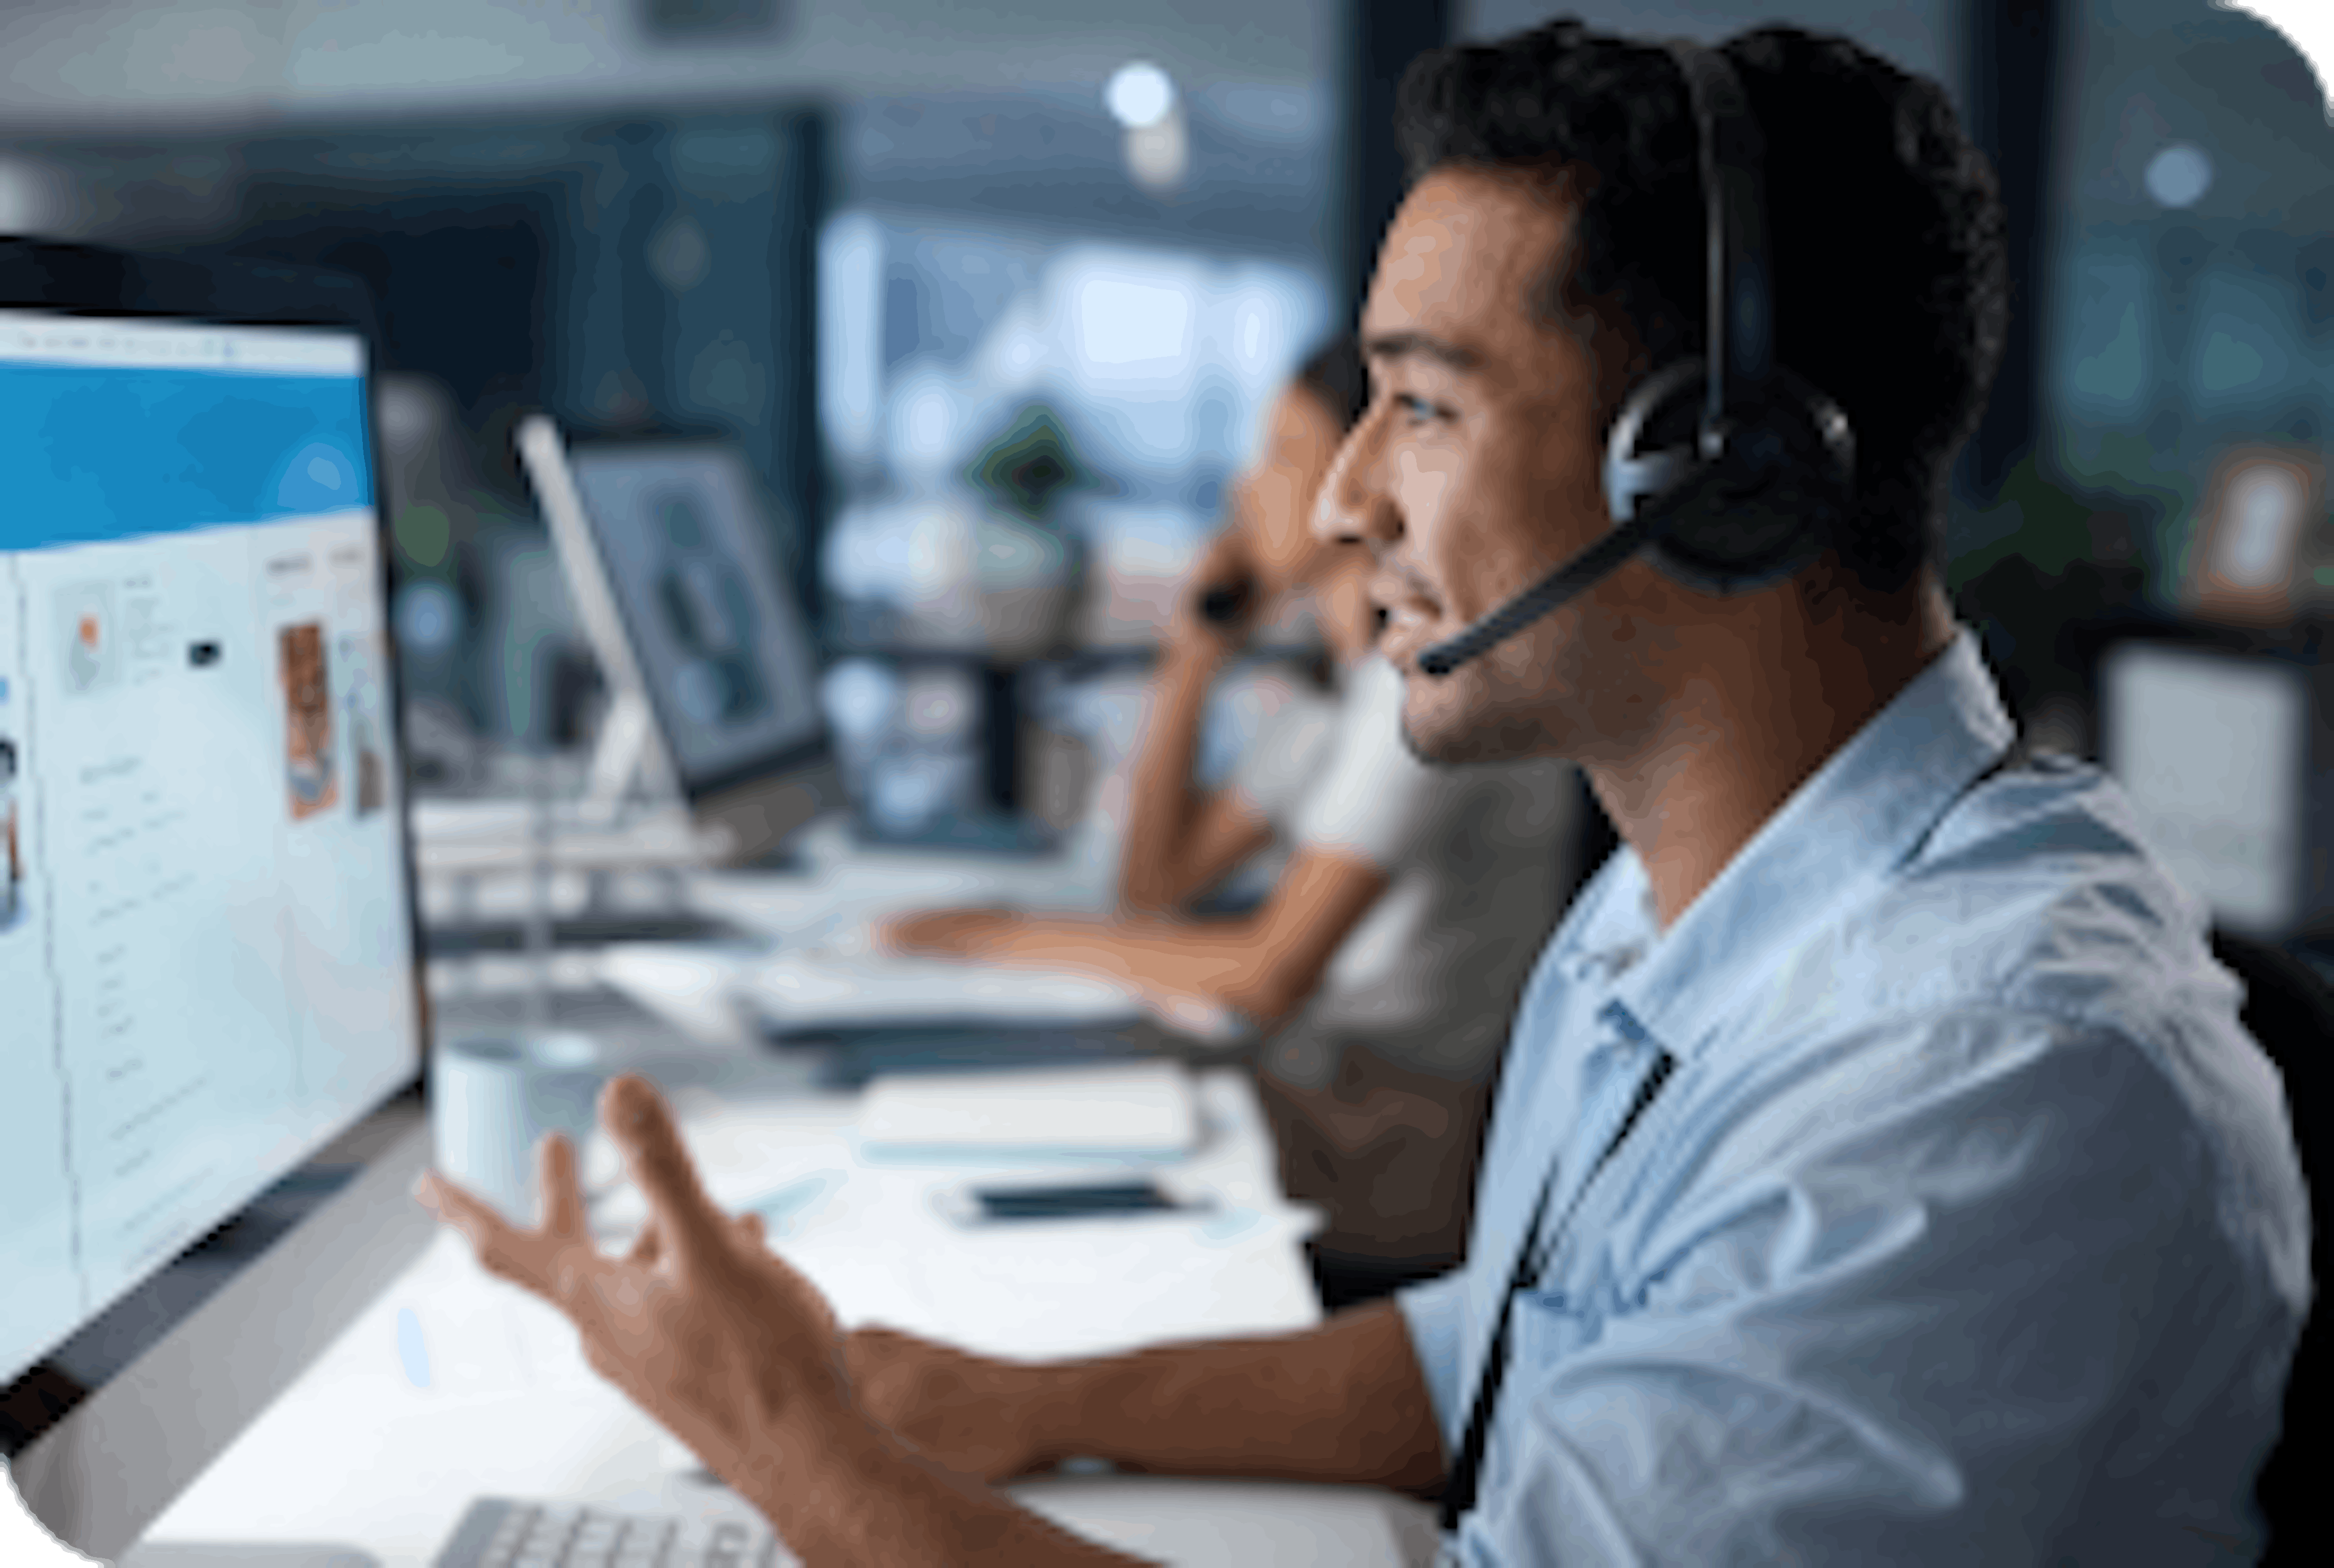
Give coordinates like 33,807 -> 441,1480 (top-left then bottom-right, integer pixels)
1589,576 -> 1957,929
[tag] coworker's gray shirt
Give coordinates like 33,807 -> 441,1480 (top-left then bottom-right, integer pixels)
1228,653 -> 1582,1259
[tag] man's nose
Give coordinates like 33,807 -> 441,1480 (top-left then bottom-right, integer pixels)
1310,408 -> 1400,548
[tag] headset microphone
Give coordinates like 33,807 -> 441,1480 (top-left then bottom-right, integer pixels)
1416,39 -> 1856,679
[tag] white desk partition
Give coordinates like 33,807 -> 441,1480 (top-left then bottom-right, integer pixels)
120,1061 -> 1433,1567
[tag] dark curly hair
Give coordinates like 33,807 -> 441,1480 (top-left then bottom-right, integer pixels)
1393,19 -> 2008,593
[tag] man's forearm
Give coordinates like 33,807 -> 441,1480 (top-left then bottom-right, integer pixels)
743,1418 -> 1152,1567
1026,1302 -> 1447,1493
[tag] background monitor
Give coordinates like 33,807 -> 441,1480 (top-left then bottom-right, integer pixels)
2099,633 -> 2328,940
520,421 -> 836,859
0,247 -> 431,1559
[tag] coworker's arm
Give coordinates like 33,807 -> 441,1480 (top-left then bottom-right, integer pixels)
845,1302 -> 1446,1493
1116,533 -> 1275,913
890,843 -> 1388,1026
418,1078 -> 1148,1567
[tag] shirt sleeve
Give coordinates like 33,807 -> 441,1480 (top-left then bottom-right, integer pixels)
1451,1011 -> 2304,1566
1223,669 -> 1339,831
1395,1267 -> 1472,1453
1292,656 -> 1445,869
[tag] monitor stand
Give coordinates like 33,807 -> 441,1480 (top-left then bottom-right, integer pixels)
578,685 -> 679,827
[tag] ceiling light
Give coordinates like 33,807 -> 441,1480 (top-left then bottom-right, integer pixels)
1106,61 -> 1177,130
2144,143 -> 2214,208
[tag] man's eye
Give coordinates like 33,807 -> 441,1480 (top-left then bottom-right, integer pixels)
1396,394 -> 1442,426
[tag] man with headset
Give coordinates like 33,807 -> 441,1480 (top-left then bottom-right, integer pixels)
421,19 -> 2311,1563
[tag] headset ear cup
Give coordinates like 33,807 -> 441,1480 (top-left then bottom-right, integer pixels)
1602,359 -> 1706,524
1665,371 -> 1855,593
1603,363 -> 1856,595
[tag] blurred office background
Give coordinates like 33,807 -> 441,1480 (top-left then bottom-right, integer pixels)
3,0 -> 2332,947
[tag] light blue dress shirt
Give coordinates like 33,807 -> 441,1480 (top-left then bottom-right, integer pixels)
1400,631 -> 2312,1564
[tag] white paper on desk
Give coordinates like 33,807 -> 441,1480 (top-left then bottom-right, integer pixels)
884,1213 -> 1323,1360
858,1061 -> 1197,1157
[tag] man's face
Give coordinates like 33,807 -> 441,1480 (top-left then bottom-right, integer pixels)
1313,165 -> 1673,765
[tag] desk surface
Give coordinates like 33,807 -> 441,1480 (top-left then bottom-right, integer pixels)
127,1054 -> 1427,1566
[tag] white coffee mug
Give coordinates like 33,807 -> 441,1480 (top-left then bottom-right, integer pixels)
431,1030 -> 603,1224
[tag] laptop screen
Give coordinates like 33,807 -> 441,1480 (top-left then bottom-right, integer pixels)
0,309 -> 419,1387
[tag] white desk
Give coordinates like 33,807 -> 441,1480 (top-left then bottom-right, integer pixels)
127,1058 -> 1430,1566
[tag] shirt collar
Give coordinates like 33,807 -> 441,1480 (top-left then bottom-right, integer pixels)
1602,628 -> 2016,1057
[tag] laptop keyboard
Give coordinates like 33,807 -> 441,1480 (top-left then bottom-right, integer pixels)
433,1497 -> 793,1568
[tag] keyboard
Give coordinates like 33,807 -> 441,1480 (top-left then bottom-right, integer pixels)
432,1497 -> 793,1568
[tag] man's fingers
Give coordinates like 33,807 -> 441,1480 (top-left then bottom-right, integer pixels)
601,1075 -> 729,1270
624,1207 -> 754,1267
417,1170 -> 556,1298
539,1132 -> 586,1239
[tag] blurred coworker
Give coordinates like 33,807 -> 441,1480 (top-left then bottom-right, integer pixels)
886,337 -> 1584,1307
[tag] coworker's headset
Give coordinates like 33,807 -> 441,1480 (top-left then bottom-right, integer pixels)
1413,40 -> 1858,677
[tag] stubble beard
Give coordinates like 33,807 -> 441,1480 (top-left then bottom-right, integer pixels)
1391,620 -> 1589,767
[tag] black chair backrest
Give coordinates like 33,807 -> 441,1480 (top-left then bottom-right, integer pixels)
2209,929 -> 2328,1566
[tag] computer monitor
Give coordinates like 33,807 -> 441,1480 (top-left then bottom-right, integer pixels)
516,418 -> 837,860
0,270 -> 429,1556
2099,631 -> 2332,941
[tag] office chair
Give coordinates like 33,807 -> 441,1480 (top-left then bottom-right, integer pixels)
2209,929 -> 2327,1566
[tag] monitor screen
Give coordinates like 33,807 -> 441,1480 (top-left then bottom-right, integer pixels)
0,309 -> 419,1389
563,440 -> 823,799
2099,638 -> 2307,937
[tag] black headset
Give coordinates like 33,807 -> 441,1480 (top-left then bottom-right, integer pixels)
1416,39 -> 1858,678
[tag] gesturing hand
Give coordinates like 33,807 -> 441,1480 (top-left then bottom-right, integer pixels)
415,1075 -> 864,1492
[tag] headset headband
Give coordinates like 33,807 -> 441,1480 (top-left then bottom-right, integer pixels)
1667,40 -> 1772,446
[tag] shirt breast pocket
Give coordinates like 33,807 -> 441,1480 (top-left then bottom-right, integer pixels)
1512,1284 -> 1608,1380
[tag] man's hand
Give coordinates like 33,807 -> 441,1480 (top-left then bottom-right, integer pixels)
845,1328 -> 1063,1483
415,1075 -> 872,1491
417,1077 -> 1163,1566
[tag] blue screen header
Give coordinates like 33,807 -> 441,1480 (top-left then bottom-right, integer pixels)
0,363 -> 373,552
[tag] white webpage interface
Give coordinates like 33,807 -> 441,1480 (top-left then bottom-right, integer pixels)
1,310 -> 418,1386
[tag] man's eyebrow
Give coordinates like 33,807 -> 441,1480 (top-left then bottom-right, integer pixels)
1361,331 -> 1484,373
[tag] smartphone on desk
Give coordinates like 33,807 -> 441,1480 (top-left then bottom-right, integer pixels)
934,1178 -> 1208,1226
